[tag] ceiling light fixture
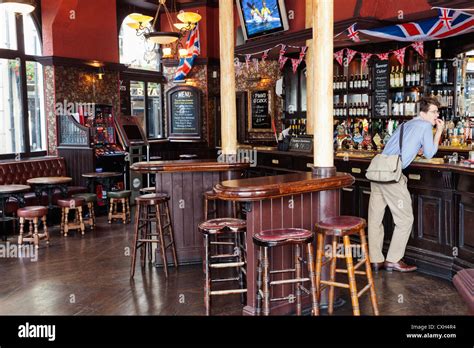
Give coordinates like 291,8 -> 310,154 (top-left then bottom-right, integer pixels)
126,0 -> 201,59
0,0 -> 35,14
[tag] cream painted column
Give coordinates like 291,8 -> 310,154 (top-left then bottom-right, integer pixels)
305,0 -> 314,135
219,0 -> 237,155
312,0 -> 334,170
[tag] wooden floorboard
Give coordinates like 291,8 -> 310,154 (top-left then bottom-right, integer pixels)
0,213 -> 468,316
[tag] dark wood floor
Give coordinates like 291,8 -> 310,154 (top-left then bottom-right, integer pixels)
0,213 -> 468,316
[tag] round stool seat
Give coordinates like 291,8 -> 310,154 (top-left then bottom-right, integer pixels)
108,190 -> 132,199
179,154 -> 198,160
204,190 -> 217,200
315,216 -> 366,236
17,206 -> 48,218
199,218 -> 246,234
72,193 -> 97,203
57,197 -> 85,208
139,187 -> 156,194
253,228 -> 313,247
135,193 -> 170,205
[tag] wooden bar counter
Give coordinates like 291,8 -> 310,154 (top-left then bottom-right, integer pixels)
131,160 -> 250,264
252,149 -> 474,280
214,171 -> 355,315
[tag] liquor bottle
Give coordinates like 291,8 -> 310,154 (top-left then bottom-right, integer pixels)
349,75 -> 354,90
415,63 -> 421,86
442,62 -> 448,84
400,66 -> 405,87
410,65 -> 416,86
406,65 -> 411,86
435,62 -> 442,84
390,66 -> 395,88
435,41 -> 442,59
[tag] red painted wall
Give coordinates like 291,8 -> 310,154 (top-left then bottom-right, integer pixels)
41,0 -> 119,63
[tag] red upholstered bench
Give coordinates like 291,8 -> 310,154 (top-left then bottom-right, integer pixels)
0,157 -> 87,214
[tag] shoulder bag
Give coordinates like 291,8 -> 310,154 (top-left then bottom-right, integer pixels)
365,123 -> 405,183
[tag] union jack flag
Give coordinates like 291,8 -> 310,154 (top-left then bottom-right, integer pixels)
359,9 -> 474,42
347,23 -> 360,42
175,24 -> 201,81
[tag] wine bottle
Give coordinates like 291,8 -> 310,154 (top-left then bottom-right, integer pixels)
442,62 -> 448,84
435,62 -> 442,84
435,41 -> 442,59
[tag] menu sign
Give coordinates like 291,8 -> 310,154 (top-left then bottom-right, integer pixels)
167,86 -> 202,140
374,60 -> 389,117
249,90 -> 272,131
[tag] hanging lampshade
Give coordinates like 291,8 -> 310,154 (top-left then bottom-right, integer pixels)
177,12 -> 202,24
0,0 -> 36,14
127,13 -> 153,24
145,31 -> 180,45
173,22 -> 196,31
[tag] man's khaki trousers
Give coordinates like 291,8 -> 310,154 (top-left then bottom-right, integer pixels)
368,175 -> 414,263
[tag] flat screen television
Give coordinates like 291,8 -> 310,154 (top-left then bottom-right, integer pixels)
236,0 -> 289,41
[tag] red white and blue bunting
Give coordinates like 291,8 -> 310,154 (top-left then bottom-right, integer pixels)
334,42 -> 424,67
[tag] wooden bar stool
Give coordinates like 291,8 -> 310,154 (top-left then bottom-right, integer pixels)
253,228 -> 319,316
108,190 -> 131,224
17,206 -> 49,249
199,218 -> 247,316
314,216 -> 379,316
58,198 -> 85,237
130,193 -> 178,278
72,193 -> 97,230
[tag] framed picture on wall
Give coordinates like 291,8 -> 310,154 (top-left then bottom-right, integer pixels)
247,89 -> 274,133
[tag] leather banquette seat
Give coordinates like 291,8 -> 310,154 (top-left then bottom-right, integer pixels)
0,157 -> 87,213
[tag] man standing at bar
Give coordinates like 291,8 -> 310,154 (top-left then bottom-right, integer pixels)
368,97 -> 445,272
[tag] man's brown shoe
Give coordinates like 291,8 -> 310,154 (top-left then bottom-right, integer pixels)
384,259 -> 417,273
372,262 -> 384,272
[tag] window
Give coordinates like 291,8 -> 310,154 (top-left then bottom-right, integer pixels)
119,19 -> 160,71
130,80 -> 165,139
0,8 -> 45,157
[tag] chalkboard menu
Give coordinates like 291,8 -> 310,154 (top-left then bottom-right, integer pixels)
374,60 -> 389,117
249,90 -> 272,131
167,86 -> 202,141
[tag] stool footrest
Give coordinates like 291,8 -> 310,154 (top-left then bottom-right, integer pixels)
270,295 -> 297,303
210,242 -> 235,246
320,280 -> 350,289
210,289 -> 247,296
211,277 -> 240,283
210,261 -> 245,269
211,254 -> 240,259
357,283 -> 372,298
336,269 -> 367,276
270,268 -> 296,275
270,278 -> 310,286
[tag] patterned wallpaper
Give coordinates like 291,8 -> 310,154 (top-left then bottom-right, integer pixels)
235,60 -> 283,141
44,66 -> 120,155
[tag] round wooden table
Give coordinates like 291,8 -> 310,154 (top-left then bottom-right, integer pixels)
0,185 -> 30,240
27,177 -> 72,209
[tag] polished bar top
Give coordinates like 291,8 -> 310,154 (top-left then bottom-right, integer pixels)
131,159 -> 250,173
214,172 -> 355,201
258,149 -> 474,176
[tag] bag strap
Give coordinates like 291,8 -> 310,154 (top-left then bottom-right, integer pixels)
399,123 -> 405,161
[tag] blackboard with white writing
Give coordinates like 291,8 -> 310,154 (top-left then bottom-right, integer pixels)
250,90 -> 271,129
374,60 -> 389,118
167,86 -> 202,140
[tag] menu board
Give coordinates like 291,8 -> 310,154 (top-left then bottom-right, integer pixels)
249,90 -> 272,130
167,86 -> 202,140
374,60 -> 389,117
